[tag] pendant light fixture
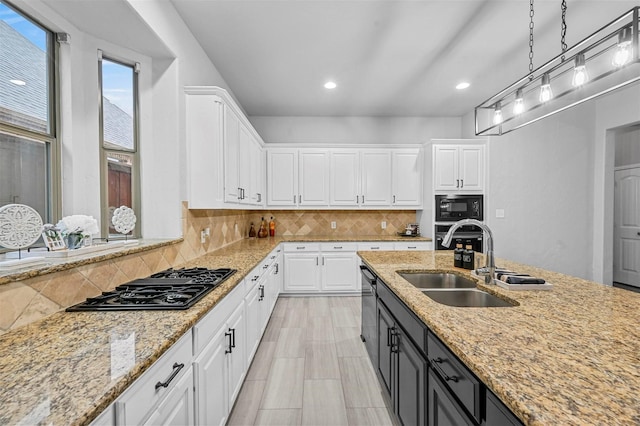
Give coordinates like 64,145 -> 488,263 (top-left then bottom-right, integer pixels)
493,102 -> 503,124
571,53 -> 589,87
476,5 -> 640,136
539,73 -> 553,102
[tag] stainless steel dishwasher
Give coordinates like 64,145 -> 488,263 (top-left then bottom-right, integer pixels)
360,264 -> 378,366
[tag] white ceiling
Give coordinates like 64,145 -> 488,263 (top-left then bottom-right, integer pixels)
170,0 -> 639,117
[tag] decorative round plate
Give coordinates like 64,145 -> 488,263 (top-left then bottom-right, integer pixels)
0,204 -> 44,250
112,206 -> 136,235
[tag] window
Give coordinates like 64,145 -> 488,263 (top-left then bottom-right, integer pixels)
98,52 -> 140,237
0,0 -> 58,223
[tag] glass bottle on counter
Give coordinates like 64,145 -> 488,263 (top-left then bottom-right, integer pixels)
269,216 -> 276,237
258,217 -> 268,238
249,223 -> 256,238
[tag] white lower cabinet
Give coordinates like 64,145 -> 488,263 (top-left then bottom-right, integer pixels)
143,365 -> 195,426
193,325 -> 228,426
114,331 -> 193,426
283,243 -> 359,293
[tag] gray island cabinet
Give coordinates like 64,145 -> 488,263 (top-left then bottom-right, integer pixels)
374,277 -> 520,426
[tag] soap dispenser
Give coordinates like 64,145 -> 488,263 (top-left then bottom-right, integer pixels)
453,243 -> 464,268
462,244 -> 475,270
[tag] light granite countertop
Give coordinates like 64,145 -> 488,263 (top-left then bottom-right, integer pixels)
359,250 -> 640,426
0,235 -> 427,425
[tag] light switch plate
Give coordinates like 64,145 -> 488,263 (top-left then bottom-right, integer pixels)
496,209 -> 505,218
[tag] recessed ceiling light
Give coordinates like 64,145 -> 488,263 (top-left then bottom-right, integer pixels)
324,81 -> 337,89
10,79 -> 26,86
456,82 -> 470,90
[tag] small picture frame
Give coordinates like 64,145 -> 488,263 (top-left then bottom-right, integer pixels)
42,225 -> 66,251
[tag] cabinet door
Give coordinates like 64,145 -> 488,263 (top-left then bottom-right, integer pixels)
244,280 -> 261,364
238,125 -> 252,203
250,141 -> 265,205
321,253 -> 359,292
143,366 -> 194,426
227,303 -> 246,406
361,150 -> 392,206
299,149 -> 330,206
185,92 -> 224,209
396,331 -> 427,426
330,150 -> 360,206
283,253 -> 320,292
392,150 -> 422,206
377,302 -> 394,398
267,149 -> 298,206
428,369 -> 474,426
224,105 -> 241,202
194,327 -> 229,426
433,145 -> 459,192
458,145 -> 484,192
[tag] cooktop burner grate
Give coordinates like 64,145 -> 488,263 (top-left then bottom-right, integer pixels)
66,267 -> 236,311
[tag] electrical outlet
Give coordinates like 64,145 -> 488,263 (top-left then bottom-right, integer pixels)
331,221 -> 337,229
204,227 -> 210,236
381,221 -> 387,229
200,230 -> 206,244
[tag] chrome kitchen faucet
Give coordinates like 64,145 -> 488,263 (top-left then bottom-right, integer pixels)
442,219 -> 495,284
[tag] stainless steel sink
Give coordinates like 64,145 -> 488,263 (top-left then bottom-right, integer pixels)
421,289 -> 515,308
398,272 -> 477,289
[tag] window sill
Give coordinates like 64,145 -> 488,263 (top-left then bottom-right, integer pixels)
0,238 -> 182,286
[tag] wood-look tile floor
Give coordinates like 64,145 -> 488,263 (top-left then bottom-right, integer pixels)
228,296 -> 395,426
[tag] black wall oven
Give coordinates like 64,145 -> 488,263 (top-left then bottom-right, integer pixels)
434,194 -> 484,251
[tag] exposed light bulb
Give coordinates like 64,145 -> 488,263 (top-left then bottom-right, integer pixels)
493,102 -> 503,125
539,73 -> 553,102
513,88 -> 525,115
572,53 -> 589,87
612,27 -> 633,67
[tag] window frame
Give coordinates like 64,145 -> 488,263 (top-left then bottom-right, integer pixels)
97,50 -> 141,239
0,0 -> 61,225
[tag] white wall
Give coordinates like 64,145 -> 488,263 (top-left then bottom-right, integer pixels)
249,116 -> 461,144
615,126 -> 640,167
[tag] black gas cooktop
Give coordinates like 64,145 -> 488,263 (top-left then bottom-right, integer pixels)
66,267 -> 236,311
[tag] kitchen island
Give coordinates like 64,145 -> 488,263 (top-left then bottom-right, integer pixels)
359,250 -> 640,425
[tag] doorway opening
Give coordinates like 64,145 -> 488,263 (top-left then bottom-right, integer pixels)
612,124 -> 640,291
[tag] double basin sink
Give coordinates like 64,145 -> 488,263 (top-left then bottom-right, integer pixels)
398,272 -> 515,308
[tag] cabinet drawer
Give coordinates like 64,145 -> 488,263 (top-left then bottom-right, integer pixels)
193,282 -> 244,355
427,332 -> 481,423
319,242 -> 357,252
115,330 -> 193,425
357,242 -> 395,251
376,279 -> 426,355
283,243 -> 320,252
393,242 -> 432,251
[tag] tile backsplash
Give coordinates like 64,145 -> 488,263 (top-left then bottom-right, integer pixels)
0,203 -> 416,333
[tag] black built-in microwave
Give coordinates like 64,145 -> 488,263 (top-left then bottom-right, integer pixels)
435,194 -> 483,222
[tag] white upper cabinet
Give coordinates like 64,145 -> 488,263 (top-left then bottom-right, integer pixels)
433,144 -> 484,193
361,150 -> 392,206
267,149 -> 298,206
298,149 -> 330,206
392,149 -> 422,206
268,145 -> 422,209
330,150 -> 360,206
185,86 -> 265,209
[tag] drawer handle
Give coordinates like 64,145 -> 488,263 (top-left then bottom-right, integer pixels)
225,330 -> 233,354
252,275 -> 259,281
408,246 -> 417,249
333,246 -> 342,249
371,246 -> 380,250
263,264 -> 269,269
431,358 -> 459,383
259,285 -> 265,301
155,362 -> 184,390
296,246 -> 305,250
